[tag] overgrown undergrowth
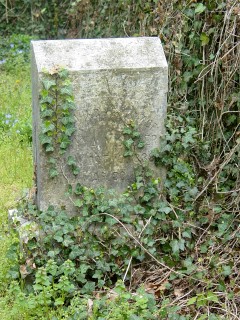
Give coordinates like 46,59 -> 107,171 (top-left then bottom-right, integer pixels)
0,0 -> 239,319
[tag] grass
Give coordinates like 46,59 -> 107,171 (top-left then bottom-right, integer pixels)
0,66 -> 33,219
0,65 -> 33,318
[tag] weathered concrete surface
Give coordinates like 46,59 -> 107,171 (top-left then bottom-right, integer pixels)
31,37 -> 168,212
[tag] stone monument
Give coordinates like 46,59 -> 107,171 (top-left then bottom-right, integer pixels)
31,37 -> 168,212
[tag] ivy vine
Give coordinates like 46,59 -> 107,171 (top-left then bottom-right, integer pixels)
122,121 -> 145,157
39,67 -> 79,178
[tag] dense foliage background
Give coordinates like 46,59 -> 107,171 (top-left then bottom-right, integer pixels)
0,0 -> 239,319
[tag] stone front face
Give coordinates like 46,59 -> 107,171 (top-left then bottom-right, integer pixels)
31,37 -> 168,212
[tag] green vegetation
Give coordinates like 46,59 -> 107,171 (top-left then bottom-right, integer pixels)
39,67 -> 78,177
0,64 -> 33,318
0,0 -> 239,319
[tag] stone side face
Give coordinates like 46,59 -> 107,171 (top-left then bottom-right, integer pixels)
31,37 -> 168,213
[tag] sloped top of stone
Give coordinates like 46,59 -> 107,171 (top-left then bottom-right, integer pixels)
31,37 -> 167,72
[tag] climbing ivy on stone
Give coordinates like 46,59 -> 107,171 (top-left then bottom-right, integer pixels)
39,67 -> 79,178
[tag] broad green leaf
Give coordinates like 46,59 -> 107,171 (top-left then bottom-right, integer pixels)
58,68 -> 69,78
75,183 -> 84,195
40,134 -> 52,145
40,95 -> 54,104
206,291 -> 219,303
82,281 -> 95,293
45,144 -> 54,152
137,141 -> 145,149
49,168 -> 58,178
42,79 -> 56,90
124,138 -> 134,149
60,86 -> 73,95
123,127 -> 132,135
65,126 -> 76,136
182,230 -> 192,238
187,296 -> 197,305
124,150 -> 134,157
54,297 -> 64,306
75,199 -> 83,207
33,284 -> 43,291
60,140 -> 70,149
132,130 -> 140,138
48,157 -> 56,164
170,239 -> 180,255
200,32 -> 210,46
195,3 -> 206,14
200,244 -> 208,253
42,122 -> 55,133
73,166 -> 80,176
41,108 -> 54,118
53,235 -> 63,242
67,155 -> 76,166
222,265 -> 232,276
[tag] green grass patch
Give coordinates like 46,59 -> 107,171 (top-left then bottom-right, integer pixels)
0,66 -> 33,318
0,66 -> 33,222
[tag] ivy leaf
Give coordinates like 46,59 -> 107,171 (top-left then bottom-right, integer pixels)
61,116 -> 71,125
183,71 -> 193,83
62,101 -> 76,110
41,109 -> 54,118
195,3 -> 206,14
42,79 -> 56,90
187,296 -> 197,306
58,68 -> 69,78
65,126 -> 76,136
60,87 -> 73,95
40,95 -> 53,104
67,156 -> 76,166
61,116 -> 75,125
222,265 -> 232,276
200,32 -> 210,46
142,193 -> 153,202
49,168 -> 58,178
63,237 -> 74,247
137,141 -> 145,149
124,150 -> 134,157
48,157 -> 56,164
75,199 -> 83,207
123,138 -> 134,149
82,281 -> 95,294
182,230 -> 192,238
75,183 -> 84,195
161,206 -> 172,214
200,244 -> 208,253
53,235 -> 63,242
170,239 -> 185,255
72,166 -> 80,176
45,144 -> 54,152
42,122 -> 55,133
40,135 -> 52,146
123,127 -> 132,135
132,130 -> 140,138
60,138 -> 70,150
